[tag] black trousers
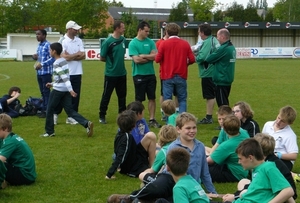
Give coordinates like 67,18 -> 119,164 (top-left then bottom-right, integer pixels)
5,163 -> 34,186
209,163 -> 239,183
130,173 -> 175,202
99,75 -> 127,118
215,85 -> 231,107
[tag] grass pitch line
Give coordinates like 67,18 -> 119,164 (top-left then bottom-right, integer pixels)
0,74 -> 10,81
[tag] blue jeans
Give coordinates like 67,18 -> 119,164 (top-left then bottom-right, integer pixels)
45,90 -> 88,134
37,74 -> 52,112
163,75 -> 187,113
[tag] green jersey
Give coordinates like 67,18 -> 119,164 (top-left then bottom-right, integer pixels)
0,133 -> 36,181
173,175 -> 209,203
206,40 -> 236,86
129,37 -> 156,76
196,36 -> 220,78
211,130 -> 249,180
100,35 -> 126,77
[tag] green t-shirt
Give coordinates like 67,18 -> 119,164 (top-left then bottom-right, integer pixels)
234,162 -> 291,203
217,128 -> 249,145
196,36 -> 220,78
128,37 -> 156,76
167,112 -> 179,127
211,130 -> 249,180
173,175 -> 209,203
152,143 -> 171,172
100,35 -> 127,77
0,133 -> 36,181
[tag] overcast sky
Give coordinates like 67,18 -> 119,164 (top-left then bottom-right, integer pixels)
119,0 -> 277,9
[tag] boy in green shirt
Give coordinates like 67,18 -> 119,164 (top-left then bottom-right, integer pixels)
161,99 -> 179,126
0,113 -> 36,186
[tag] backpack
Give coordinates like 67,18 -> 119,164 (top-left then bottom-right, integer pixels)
17,97 -> 43,116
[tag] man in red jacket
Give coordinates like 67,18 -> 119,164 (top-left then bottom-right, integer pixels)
155,23 -> 195,113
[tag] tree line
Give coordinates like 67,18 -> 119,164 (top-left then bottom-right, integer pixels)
0,0 -> 299,39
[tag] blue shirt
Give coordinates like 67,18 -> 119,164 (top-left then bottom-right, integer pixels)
36,40 -> 54,75
165,137 -> 217,194
130,118 -> 150,145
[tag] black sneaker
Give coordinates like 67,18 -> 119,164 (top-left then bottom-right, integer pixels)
99,117 -> 107,124
197,117 -> 213,124
38,112 -> 46,118
149,119 -> 161,128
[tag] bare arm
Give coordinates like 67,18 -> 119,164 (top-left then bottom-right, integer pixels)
139,50 -> 157,61
279,153 -> 298,161
209,143 -> 219,155
132,55 -> 149,64
0,155 -> 7,162
268,187 -> 294,203
6,92 -> 20,105
206,156 -> 215,165
100,56 -> 106,62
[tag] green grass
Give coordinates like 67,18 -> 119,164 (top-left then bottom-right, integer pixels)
0,59 -> 300,202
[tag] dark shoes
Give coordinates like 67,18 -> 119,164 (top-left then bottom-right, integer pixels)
99,117 -> 107,124
37,111 -> 46,118
148,119 -> 161,128
197,117 -> 213,124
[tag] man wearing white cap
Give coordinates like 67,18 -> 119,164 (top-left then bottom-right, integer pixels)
54,20 -> 85,125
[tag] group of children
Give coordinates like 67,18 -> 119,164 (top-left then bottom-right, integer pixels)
106,101 -> 298,203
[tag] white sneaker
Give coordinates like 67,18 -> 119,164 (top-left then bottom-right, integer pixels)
40,133 -> 55,137
66,117 -> 78,125
86,121 -> 94,137
53,114 -> 58,125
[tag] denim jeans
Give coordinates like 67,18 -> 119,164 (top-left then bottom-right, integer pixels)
45,90 -> 88,134
163,75 -> 187,113
37,74 -> 52,112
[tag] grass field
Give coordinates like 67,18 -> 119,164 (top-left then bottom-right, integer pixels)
0,59 -> 300,203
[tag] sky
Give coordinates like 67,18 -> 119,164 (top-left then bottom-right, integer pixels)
119,0 -> 277,9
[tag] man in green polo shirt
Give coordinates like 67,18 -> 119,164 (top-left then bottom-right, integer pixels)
0,114 -> 36,186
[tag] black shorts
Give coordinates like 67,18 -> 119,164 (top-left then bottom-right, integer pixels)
160,79 -> 177,97
201,77 -> 215,99
133,75 -> 157,101
215,85 -> 231,107
127,143 -> 150,177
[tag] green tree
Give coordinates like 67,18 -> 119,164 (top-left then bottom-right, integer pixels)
168,2 -> 189,22
189,0 -> 216,21
120,9 -> 139,38
244,3 -> 263,21
108,0 -> 124,7
226,2 -> 244,21
264,8 -> 275,22
213,9 -> 224,21
273,0 -> 300,21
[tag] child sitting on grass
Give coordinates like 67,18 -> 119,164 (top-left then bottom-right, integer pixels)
0,87 -> 22,118
139,125 -> 178,183
157,147 -> 210,203
0,113 -> 36,186
223,138 -> 294,203
232,101 -> 260,137
40,42 -> 93,137
161,99 -> 179,126
106,110 -> 153,179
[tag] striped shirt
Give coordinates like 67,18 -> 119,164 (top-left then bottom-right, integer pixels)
52,58 -> 73,92
36,40 -> 54,75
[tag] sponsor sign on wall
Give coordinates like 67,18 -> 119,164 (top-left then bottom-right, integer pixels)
0,49 -> 17,59
85,49 -> 132,60
236,47 -> 299,58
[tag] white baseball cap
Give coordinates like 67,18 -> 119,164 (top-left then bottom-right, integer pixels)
66,20 -> 82,30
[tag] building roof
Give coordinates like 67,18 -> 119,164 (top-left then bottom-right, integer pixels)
108,6 -> 194,21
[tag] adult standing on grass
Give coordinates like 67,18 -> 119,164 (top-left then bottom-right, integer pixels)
204,28 -> 236,107
98,21 -> 127,124
54,20 -> 85,125
155,22 -> 195,113
32,29 -> 55,118
196,24 -> 220,124
0,114 -> 36,186
129,21 -> 161,128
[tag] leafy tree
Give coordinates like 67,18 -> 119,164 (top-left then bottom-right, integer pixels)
108,0 -> 123,7
168,2 -> 189,22
273,0 -> 300,21
244,4 -> 263,21
264,8 -> 275,22
120,9 -> 139,38
213,9 -> 224,21
189,0 -> 216,21
225,2 -> 244,21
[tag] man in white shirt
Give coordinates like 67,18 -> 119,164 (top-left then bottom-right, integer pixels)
55,20 -> 86,125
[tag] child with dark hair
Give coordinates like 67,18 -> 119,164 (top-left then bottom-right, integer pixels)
222,139 -> 294,203
106,110 -> 152,179
40,42 -> 93,137
126,101 -> 156,165
0,87 -> 22,118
